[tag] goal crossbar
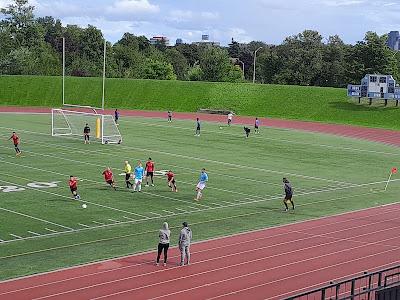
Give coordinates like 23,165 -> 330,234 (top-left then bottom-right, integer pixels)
51,108 -> 122,145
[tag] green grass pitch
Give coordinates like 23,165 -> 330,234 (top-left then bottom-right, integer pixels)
0,113 -> 399,280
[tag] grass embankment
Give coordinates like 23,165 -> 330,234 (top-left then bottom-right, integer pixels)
0,75 -> 399,130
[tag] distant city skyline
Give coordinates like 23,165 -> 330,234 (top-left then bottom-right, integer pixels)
1,0 -> 400,45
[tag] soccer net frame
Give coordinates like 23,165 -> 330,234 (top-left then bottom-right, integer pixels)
51,108 -> 122,144
51,38 -> 122,144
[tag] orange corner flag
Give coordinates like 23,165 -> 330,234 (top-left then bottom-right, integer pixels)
392,167 -> 398,174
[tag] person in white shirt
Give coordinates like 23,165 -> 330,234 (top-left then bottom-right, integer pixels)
227,112 -> 234,126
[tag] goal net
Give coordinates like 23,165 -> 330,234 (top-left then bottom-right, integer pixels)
51,109 -> 122,144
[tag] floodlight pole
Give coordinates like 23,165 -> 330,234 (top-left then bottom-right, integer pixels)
253,47 -> 263,84
62,37 -> 65,107
101,39 -> 106,111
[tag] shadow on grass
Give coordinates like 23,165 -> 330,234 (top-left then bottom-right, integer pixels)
329,101 -> 399,112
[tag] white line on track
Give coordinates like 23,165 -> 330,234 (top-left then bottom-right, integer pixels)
2,203 -> 399,295
9,234 -> 23,239
37,222 -> 400,300
114,237 -> 400,300
0,207 -> 73,230
0,127 -> 356,185
27,231 -> 41,236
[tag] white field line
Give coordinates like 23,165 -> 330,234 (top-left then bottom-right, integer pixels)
1,202 -> 398,294
0,132 -> 344,194
0,153 -> 215,209
107,219 -> 119,223
0,127 -> 355,186
120,118 -> 400,157
92,221 -> 105,226
44,228 -> 57,233
78,224 -> 90,228
0,176 -> 151,220
27,231 -> 41,236
0,142 -> 290,201
0,189 -> 387,259
0,207 -> 73,231
9,234 -> 23,239
0,167 -> 398,247
122,216 -> 135,221
46,226 -> 400,300
1,114 -> 399,158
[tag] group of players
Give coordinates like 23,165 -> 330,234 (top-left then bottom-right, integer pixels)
68,157 -> 210,203
9,110 -> 294,211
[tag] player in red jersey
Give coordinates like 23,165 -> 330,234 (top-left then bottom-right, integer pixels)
145,158 -> 155,187
102,167 -> 116,190
8,132 -> 21,156
166,170 -> 177,192
69,176 -> 80,200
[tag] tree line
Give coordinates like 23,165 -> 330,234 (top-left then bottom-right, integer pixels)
1,0 -> 399,87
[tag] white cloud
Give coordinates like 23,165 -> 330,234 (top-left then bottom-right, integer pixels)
169,10 -> 193,22
0,0 -> 12,9
200,11 -> 219,20
322,0 -> 365,6
106,0 -> 159,15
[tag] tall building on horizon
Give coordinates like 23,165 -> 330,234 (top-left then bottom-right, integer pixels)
192,34 -> 220,46
387,31 -> 400,51
149,36 -> 170,47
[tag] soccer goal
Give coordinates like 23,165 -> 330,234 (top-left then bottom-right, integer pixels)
51,109 -> 122,144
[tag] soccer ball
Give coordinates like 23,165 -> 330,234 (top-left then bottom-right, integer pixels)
75,195 -> 81,200
82,204 -> 87,209
219,126 -> 223,130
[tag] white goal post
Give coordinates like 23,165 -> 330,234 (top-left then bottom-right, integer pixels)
51,109 -> 122,145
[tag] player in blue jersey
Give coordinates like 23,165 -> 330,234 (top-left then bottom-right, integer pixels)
133,161 -> 145,192
195,168 -> 208,201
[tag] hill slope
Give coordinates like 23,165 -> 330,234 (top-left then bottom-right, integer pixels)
0,75 -> 399,130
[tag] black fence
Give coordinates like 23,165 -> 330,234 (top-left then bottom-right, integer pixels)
284,264 -> 400,300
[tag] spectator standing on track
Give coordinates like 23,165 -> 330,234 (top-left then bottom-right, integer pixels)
254,118 -> 260,134
83,123 -> 90,144
156,222 -> 171,266
179,222 -> 192,266
167,111 -> 172,123
114,109 -> 119,125
195,118 -> 201,136
283,177 -> 295,211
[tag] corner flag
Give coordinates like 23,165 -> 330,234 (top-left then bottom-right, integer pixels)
385,167 -> 398,191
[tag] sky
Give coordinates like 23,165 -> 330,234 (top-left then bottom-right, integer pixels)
1,0 -> 400,45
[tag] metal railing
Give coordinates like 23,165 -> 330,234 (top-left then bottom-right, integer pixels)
284,264 -> 400,300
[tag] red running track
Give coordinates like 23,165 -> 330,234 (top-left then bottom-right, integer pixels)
1,106 -> 400,147
2,204 -> 400,300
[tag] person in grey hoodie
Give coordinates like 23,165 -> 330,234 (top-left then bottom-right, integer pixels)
156,222 -> 171,266
179,222 -> 192,266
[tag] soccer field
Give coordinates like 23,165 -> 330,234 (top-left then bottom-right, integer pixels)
0,113 -> 399,281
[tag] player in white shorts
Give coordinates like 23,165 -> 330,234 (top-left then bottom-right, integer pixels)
195,168 -> 208,201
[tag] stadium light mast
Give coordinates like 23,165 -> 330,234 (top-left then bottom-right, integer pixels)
253,47 -> 263,84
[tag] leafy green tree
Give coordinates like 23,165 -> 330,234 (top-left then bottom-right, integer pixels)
187,65 -> 203,81
199,46 -> 231,82
226,65 -> 244,83
165,48 -> 189,80
142,59 -> 176,80
175,44 -> 199,66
